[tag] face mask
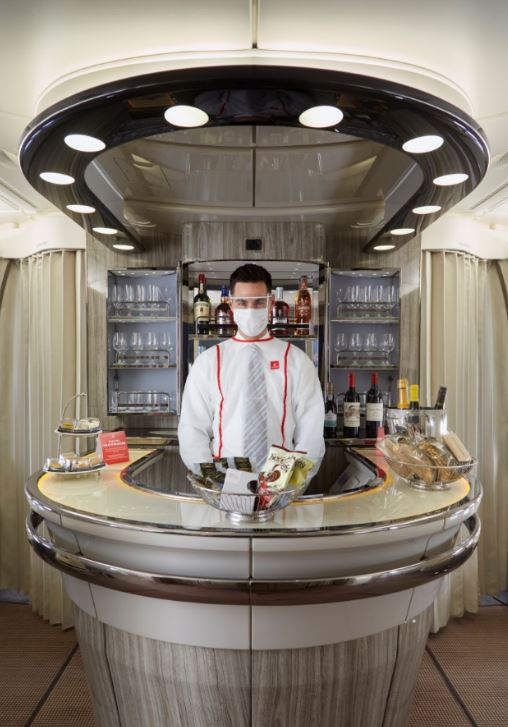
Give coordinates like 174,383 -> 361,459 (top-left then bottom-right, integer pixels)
233,307 -> 269,338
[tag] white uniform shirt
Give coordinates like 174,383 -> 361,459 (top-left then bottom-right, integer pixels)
178,334 -> 325,470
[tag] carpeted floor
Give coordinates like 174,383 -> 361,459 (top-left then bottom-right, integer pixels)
1,596 -> 507,726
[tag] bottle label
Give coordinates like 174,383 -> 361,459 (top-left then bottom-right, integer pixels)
216,311 -> 232,325
272,315 -> 288,325
344,402 -> 360,427
194,302 -> 210,321
366,403 -> 383,422
325,412 -> 337,425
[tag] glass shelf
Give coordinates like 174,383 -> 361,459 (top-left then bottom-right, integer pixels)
330,317 -> 399,324
189,334 -> 317,341
331,365 -> 398,370
108,316 -> 176,323
109,365 -> 176,370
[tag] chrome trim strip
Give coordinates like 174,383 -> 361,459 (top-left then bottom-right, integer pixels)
27,510 -> 480,605
25,471 -> 482,538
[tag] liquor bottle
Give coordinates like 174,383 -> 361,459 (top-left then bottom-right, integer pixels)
397,378 -> 409,409
343,372 -> 361,438
193,274 -> 210,335
271,286 -> 290,336
324,382 -> 338,439
434,385 -> 447,410
215,285 -> 233,336
295,275 -> 312,336
409,384 -> 420,410
366,372 -> 384,438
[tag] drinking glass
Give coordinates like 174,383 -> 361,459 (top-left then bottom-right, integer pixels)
364,332 -> 378,365
349,332 -> 362,365
335,332 -> 348,364
379,333 -> 395,364
144,330 -> 158,350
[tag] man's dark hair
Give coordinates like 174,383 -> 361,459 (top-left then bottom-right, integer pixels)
230,264 -> 272,294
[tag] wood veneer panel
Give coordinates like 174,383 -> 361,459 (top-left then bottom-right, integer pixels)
252,627 -> 398,727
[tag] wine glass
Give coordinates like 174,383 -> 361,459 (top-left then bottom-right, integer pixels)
335,333 -> 347,364
379,333 -> 395,365
364,332 -> 378,365
349,332 -> 362,365
112,332 -> 127,364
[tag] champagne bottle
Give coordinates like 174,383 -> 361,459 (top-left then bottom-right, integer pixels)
397,378 -> 409,409
366,372 -> 383,438
409,384 -> 419,410
193,274 -> 210,335
272,286 -> 290,336
324,382 -> 338,439
343,372 -> 361,438
434,385 -> 447,410
215,285 -> 233,336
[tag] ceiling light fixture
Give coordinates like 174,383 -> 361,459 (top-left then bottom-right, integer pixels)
373,244 -> 396,251
402,135 -> 444,153
164,105 -> 209,128
390,228 -> 415,236
66,204 -> 96,214
93,226 -> 118,235
64,134 -> 106,152
113,243 -> 135,251
433,173 -> 469,186
39,171 -> 74,185
412,205 -> 442,215
298,105 -> 343,128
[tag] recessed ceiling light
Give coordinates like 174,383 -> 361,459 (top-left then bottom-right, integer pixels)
113,243 -> 135,251
402,135 -> 444,153
164,105 -> 209,128
39,171 -> 74,185
93,226 -> 118,235
66,204 -> 96,214
412,205 -> 442,215
433,173 -> 469,186
373,244 -> 396,251
390,228 -> 415,236
298,105 -> 343,128
64,134 -> 105,152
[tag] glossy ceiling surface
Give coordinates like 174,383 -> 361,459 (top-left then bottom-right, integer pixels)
19,65 -> 489,252
85,125 -> 421,244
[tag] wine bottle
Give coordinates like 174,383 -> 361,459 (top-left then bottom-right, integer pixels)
215,285 -> 233,336
324,382 -> 338,439
193,274 -> 210,335
272,286 -> 290,336
366,372 -> 383,438
295,275 -> 312,336
343,372 -> 361,438
409,384 -> 419,410
434,385 -> 447,410
397,378 -> 409,409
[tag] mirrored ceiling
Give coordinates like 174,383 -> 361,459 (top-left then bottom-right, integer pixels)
85,125 -> 422,246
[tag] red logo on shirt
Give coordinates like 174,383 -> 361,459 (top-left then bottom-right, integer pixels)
270,360 -> 280,370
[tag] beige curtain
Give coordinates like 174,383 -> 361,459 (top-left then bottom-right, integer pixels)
420,251 -> 508,629
0,251 -> 86,626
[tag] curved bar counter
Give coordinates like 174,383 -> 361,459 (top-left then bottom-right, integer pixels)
25,445 -> 481,727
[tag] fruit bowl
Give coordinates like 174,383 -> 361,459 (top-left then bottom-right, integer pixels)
187,473 -> 305,523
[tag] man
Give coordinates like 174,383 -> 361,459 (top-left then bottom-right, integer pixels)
178,263 -> 325,473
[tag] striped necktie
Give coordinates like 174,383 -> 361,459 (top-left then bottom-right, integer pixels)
242,344 -> 269,472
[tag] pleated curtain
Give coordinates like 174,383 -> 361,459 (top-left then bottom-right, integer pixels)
420,251 -> 508,630
0,251 -> 86,627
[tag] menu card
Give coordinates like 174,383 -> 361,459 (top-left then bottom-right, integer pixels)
98,431 -> 130,465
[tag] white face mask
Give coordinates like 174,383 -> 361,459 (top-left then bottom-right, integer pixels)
233,307 -> 269,338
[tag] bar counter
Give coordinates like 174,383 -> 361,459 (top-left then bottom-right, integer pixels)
25,445 -> 481,727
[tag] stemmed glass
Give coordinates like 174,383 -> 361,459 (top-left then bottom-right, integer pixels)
364,332 -> 378,365
335,333 -> 347,365
112,332 -> 127,364
349,332 -> 362,365
379,333 -> 395,365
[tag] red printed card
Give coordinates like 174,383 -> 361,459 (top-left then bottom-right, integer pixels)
98,431 -> 130,465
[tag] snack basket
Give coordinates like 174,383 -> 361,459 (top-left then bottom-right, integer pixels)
187,473 -> 306,523
376,436 -> 477,491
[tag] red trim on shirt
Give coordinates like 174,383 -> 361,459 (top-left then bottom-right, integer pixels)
280,343 -> 291,446
215,345 -> 225,457
232,335 -> 274,342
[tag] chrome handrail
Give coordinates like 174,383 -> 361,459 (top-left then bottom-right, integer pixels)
27,510 -> 480,606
